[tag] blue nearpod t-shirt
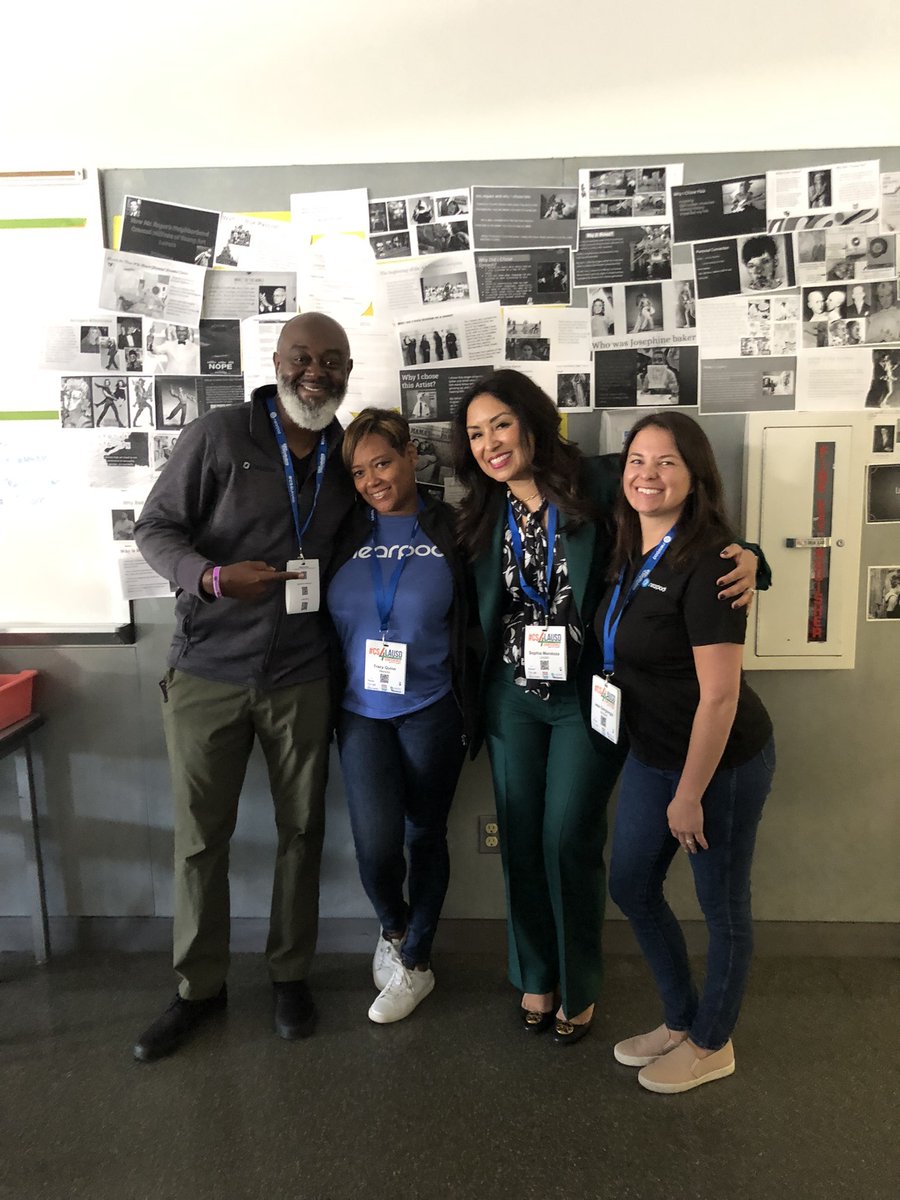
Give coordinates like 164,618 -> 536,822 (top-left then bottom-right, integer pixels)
326,511 -> 454,718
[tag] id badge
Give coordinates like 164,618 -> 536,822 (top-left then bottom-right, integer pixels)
364,639 -> 408,694
590,674 -> 621,743
285,558 -> 320,614
523,625 -> 567,681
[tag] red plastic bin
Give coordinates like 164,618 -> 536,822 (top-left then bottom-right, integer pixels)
0,670 -> 38,732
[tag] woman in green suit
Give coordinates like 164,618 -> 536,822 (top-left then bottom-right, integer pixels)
451,370 -> 756,1043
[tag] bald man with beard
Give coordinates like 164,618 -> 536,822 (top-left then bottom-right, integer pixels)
133,313 -> 357,1061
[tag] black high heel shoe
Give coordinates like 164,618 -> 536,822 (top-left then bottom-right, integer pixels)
521,1007 -> 555,1034
553,1011 -> 594,1046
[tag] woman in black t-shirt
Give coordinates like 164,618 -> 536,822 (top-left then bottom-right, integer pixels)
596,411 -> 775,1094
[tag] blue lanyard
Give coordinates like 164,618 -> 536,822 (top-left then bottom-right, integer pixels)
602,526 -> 677,675
506,498 -> 558,620
266,398 -> 327,556
369,503 -> 422,637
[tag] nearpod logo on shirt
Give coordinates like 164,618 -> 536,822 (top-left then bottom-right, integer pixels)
354,544 -> 445,559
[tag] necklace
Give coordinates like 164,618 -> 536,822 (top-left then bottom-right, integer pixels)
511,486 -> 543,506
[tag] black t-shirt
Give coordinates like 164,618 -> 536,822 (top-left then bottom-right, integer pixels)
594,541 -> 772,769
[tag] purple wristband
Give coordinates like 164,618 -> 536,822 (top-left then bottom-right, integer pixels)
211,566 -> 223,599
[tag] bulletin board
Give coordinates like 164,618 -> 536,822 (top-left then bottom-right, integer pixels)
2,147 -> 897,644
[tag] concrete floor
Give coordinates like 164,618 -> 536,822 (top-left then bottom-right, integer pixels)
1,951 -> 897,1200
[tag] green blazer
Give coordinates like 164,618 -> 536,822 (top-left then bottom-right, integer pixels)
469,455 -> 622,755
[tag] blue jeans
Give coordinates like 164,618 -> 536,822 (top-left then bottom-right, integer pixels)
337,692 -> 466,968
608,737 -> 776,1051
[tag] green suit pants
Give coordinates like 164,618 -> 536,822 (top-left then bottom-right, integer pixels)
485,668 -> 625,1017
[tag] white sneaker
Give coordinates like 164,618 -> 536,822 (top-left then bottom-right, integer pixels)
368,963 -> 435,1024
372,934 -> 403,990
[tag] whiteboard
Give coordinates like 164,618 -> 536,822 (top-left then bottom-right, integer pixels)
0,170 -> 132,640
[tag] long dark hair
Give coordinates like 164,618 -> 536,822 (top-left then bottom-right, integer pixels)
609,411 -> 734,576
450,369 -> 595,557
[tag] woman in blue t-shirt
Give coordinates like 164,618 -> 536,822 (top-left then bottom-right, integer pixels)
327,409 -> 472,1025
596,411 -> 775,1094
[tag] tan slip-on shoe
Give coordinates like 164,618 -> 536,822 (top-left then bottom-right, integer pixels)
637,1038 -> 735,1093
613,1023 -> 685,1067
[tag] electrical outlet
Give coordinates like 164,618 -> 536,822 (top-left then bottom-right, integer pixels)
478,814 -> 500,854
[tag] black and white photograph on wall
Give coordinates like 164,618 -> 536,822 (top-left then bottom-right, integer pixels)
807,169 -> 832,209
258,285 -> 287,313
637,347 -> 682,405
128,377 -> 156,428
594,346 -> 698,408
630,226 -> 671,279
401,327 -> 462,365
145,323 -> 201,375
675,281 -> 696,328
873,424 -> 896,453
866,566 -> 900,620
368,202 -> 388,234
505,337 -> 550,362
117,319 -> 142,350
100,335 -> 121,371
625,283 -> 664,334
738,233 -> 795,294
152,432 -> 179,471
722,177 -> 766,217
389,199 -> 411,229
866,280 -> 900,344
541,192 -> 578,220
60,376 -> 93,428
156,378 -> 199,430
123,347 -> 143,372
868,348 -> 900,408
408,421 -> 455,499
507,316 -> 541,338
199,319 -> 242,374
557,373 -> 590,409
91,377 -> 128,428
589,289 -> 615,337
535,256 -> 570,300
865,234 -> 895,273
405,389 -> 438,420
407,197 -> 432,225
416,222 -> 470,255
111,509 -> 136,541
866,463 -> 900,522
79,325 -> 106,354
438,194 -> 469,218
420,270 -> 470,305
672,175 -> 767,242
370,232 -> 411,260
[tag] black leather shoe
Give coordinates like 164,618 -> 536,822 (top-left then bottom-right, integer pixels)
133,985 -> 227,1062
273,980 -> 317,1040
521,1007 -> 555,1034
553,1017 -> 593,1046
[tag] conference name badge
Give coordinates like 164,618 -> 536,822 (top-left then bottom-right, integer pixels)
590,674 -> 621,744
364,639 -> 408,694
285,559 -> 320,614
523,624 -> 567,681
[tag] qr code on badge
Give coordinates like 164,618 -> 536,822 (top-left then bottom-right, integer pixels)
380,673 -> 389,684
539,659 -> 549,670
